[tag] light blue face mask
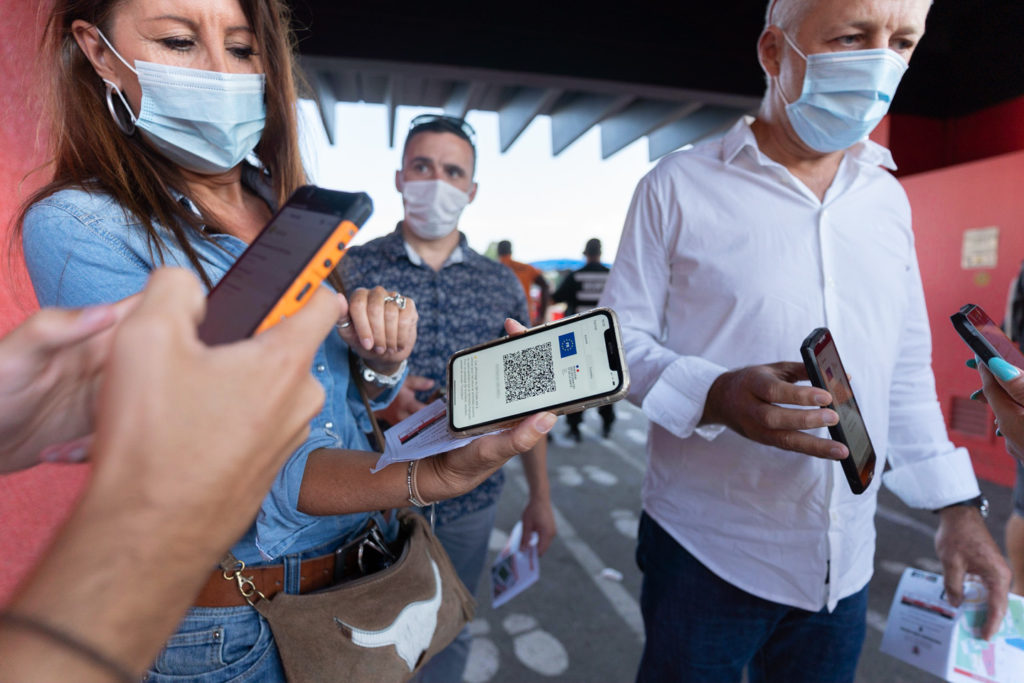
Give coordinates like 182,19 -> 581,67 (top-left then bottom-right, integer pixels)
781,33 -> 908,154
97,29 -> 266,174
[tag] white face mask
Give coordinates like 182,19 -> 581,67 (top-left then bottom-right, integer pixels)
400,179 -> 470,240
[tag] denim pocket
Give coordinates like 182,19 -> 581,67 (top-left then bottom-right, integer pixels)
146,609 -> 281,683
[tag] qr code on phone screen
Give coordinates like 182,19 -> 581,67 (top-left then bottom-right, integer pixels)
503,342 -> 556,402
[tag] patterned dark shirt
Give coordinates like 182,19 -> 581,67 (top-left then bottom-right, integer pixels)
340,225 -> 530,525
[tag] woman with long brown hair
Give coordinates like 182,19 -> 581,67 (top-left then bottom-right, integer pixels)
17,0 -> 555,680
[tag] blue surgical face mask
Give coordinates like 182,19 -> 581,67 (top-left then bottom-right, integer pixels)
97,29 -> 266,174
780,33 -> 908,154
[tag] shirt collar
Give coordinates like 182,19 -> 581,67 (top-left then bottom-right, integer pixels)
389,223 -> 466,268
721,116 -> 897,172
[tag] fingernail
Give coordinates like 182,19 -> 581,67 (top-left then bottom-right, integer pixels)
988,357 -> 1021,381
970,389 -> 985,401
537,413 -> 557,434
966,358 -> 978,369
361,337 -> 373,350
830,445 -> 847,459
823,410 -> 839,426
814,393 -> 831,406
374,346 -> 385,355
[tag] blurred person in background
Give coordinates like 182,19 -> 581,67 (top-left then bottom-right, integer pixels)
498,239 -> 550,324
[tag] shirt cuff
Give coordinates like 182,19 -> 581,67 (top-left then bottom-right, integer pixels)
882,446 -> 981,510
641,356 -> 728,440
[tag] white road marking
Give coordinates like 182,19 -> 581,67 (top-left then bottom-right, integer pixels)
875,504 -> 936,539
914,557 -> 944,574
463,636 -> 500,683
625,428 -> 647,446
579,424 -> 647,474
503,613 -> 538,636
866,609 -> 888,634
468,618 -> 491,637
511,474 -> 645,641
557,465 -> 585,487
513,630 -> 570,677
879,559 -> 908,576
488,528 -> 510,553
583,464 -> 618,486
611,509 -> 639,540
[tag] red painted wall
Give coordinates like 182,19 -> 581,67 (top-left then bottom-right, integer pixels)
901,150 -> 1024,487
0,3 -> 90,606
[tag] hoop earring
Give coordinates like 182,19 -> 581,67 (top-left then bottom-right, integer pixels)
103,79 -> 136,135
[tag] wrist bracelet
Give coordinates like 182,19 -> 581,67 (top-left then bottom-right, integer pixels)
0,611 -> 136,683
406,460 -> 430,507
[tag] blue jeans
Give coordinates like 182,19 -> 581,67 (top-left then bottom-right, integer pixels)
635,512 -> 868,683
413,502 -> 498,683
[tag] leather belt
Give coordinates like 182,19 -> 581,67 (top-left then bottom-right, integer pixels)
194,551 -> 345,607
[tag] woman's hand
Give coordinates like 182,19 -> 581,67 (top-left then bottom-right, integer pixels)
335,286 -> 417,374
976,357 -> 1024,463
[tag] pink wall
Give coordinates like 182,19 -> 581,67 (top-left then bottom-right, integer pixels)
900,150 -> 1024,487
0,3 -> 89,606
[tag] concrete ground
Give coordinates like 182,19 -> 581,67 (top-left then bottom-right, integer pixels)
455,401 -> 1015,683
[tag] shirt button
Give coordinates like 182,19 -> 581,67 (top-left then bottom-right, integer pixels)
830,512 -> 839,523
826,277 -> 836,288
325,421 -> 334,430
316,364 -> 326,372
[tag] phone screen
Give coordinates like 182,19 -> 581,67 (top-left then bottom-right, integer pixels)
449,311 -> 623,430
814,336 -> 873,473
964,305 -> 1024,366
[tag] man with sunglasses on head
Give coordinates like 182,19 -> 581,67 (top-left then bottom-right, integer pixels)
340,113 -> 556,683
600,1 -> 1010,682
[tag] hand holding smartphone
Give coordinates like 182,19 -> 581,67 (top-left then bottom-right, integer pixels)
950,304 -> 1024,369
447,308 -> 629,435
198,186 -> 372,345
800,328 -> 877,494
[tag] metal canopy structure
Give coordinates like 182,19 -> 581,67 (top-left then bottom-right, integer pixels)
300,55 -> 758,161
292,0 -> 1024,161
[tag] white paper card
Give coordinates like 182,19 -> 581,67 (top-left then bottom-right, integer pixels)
880,567 -> 1024,683
370,399 -> 499,473
490,521 -> 539,608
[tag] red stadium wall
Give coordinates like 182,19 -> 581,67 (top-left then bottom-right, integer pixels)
0,4 -> 89,606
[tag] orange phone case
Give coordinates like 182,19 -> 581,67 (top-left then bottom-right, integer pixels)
253,219 -> 360,335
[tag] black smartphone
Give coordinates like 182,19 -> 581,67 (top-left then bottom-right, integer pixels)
198,185 -> 372,345
800,327 -> 877,494
446,307 -> 630,435
950,303 -> 1024,368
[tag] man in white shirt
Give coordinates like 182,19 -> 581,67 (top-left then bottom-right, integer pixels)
600,1 -> 1011,681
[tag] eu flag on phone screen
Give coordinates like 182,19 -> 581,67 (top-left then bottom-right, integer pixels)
559,332 -> 577,358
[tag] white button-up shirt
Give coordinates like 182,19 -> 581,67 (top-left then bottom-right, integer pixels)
600,118 -> 980,612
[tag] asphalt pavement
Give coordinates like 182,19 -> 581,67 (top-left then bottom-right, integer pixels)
457,401 -> 1015,683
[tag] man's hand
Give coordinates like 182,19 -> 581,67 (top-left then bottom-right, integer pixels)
335,286 -> 417,375
0,297 -> 139,474
701,362 -> 846,460
935,505 -> 1011,640
374,375 -> 436,425
520,495 -> 556,556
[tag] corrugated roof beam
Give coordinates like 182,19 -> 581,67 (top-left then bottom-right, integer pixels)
498,87 -> 562,153
310,70 -> 338,145
600,100 -> 702,159
444,82 -> 481,120
550,93 -> 633,156
383,75 -> 402,148
647,105 -> 749,161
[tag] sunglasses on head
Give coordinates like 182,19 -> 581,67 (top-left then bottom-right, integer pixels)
408,114 -> 476,146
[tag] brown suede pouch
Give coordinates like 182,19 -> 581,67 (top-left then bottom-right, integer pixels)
254,510 -> 474,683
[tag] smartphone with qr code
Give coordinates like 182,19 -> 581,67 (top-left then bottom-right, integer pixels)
950,304 -> 1024,368
198,186 -> 371,345
800,327 -> 876,494
446,307 -> 629,435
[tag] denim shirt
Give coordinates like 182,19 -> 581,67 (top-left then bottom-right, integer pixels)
22,177 -> 400,564
340,226 -> 530,526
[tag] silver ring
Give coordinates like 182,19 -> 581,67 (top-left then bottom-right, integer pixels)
336,317 -> 352,329
382,293 -> 407,310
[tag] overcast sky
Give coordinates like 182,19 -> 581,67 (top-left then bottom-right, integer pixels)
298,100 -> 657,264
